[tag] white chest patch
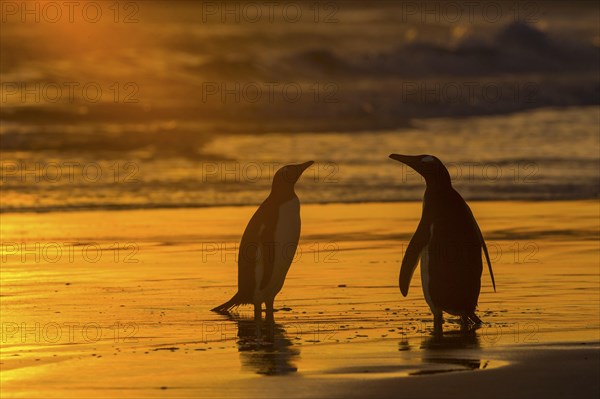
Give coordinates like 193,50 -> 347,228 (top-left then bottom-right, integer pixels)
254,197 -> 301,300
254,224 -> 266,294
420,224 -> 437,313
274,197 -> 301,268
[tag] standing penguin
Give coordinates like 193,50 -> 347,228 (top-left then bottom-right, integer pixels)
389,154 -> 496,333
211,161 -> 314,323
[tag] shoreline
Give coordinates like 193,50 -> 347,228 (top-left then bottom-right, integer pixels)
317,342 -> 600,399
2,198 -> 599,215
2,338 -> 598,398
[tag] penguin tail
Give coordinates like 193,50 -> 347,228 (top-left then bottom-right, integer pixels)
211,293 -> 243,313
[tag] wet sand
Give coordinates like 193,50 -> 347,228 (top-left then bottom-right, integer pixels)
1,201 -> 598,398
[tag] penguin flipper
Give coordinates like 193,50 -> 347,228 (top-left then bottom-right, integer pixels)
237,202 -> 274,300
400,219 -> 431,296
479,228 -> 496,292
474,220 -> 496,292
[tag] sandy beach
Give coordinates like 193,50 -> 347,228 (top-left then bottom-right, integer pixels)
1,200 -> 598,398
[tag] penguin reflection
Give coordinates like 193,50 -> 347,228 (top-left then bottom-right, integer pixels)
235,317 -> 300,376
420,328 -> 480,351
212,161 -> 314,327
411,330 -> 484,376
389,154 -> 496,335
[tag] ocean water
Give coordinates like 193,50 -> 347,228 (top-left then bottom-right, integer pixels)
1,106 -> 598,212
1,1 -> 599,212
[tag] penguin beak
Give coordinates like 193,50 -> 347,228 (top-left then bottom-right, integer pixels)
389,154 -> 419,168
297,160 -> 314,173
286,161 -> 314,184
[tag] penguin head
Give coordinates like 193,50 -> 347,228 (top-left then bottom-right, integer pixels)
389,154 -> 451,187
271,161 -> 314,196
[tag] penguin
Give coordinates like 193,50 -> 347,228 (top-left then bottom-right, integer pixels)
389,154 -> 496,333
211,161 -> 314,323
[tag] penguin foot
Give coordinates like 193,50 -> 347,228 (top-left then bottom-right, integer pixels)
469,313 -> 483,325
459,314 -> 483,333
265,313 -> 275,325
433,313 -> 444,336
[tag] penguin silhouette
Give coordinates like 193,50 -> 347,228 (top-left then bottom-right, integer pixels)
212,161 -> 314,323
389,154 -> 496,333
